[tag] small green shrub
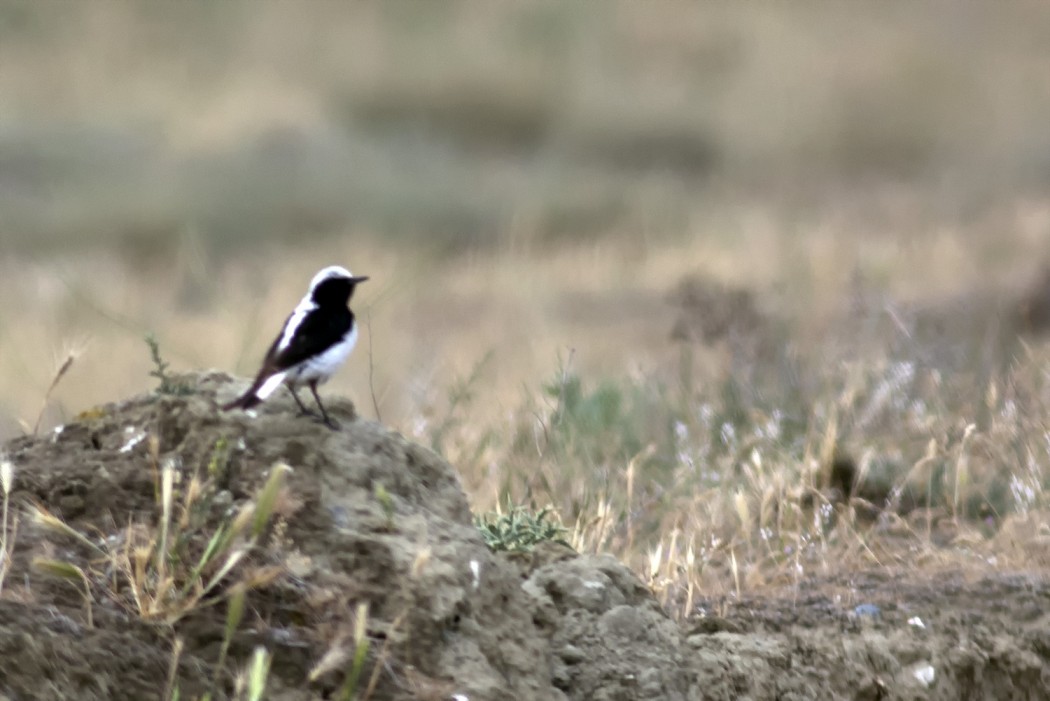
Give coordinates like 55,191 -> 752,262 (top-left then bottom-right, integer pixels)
145,333 -> 194,396
475,505 -> 569,552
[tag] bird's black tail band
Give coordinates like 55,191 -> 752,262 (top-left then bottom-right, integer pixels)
223,389 -> 262,411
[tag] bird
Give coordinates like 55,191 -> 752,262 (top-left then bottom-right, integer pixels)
223,265 -> 368,429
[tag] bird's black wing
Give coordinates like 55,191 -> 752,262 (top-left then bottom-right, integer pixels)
223,307 -> 353,411
267,307 -> 354,371
222,313 -> 292,409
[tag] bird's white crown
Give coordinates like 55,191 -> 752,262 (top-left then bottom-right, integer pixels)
309,265 -> 354,290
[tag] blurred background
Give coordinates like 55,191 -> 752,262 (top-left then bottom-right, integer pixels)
3,1 -> 1050,444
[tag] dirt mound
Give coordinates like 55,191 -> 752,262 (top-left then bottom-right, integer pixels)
525,550 -> 692,700
1,372 -> 684,700
2,372 -> 549,699
2,373 -> 1050,700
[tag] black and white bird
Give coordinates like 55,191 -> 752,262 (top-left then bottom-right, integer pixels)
223,265 -> 368,429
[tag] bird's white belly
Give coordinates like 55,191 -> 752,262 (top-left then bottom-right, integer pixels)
287,325 -> 358,387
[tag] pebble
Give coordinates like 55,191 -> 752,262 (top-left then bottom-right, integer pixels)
559,644 -> 585,664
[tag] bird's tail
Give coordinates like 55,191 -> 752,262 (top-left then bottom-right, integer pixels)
222,387 -> 263,411
223,371 -> 286,411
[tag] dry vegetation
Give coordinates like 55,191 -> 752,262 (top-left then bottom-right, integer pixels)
4,0 -> 1050,627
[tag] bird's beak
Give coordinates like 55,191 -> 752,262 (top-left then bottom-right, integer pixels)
349,275 -> 369,284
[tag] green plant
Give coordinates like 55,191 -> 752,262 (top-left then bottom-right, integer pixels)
213,585 -> 247,692
308,601 -> 375,700
241,646 -> 273,701
337,602 -> 371,701
475,504 -> 569,552
164,635 -> 273,701
146,333 -> 194,396
374,482 -> 395,530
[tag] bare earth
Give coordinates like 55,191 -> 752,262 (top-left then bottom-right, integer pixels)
0,374 -> 1047,701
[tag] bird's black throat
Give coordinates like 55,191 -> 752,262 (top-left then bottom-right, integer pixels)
311,277 -> 355,308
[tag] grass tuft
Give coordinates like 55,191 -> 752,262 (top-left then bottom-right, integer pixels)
32,557 -> 93,627
32,449 -> 290,625
213,585 -> 247,692
163,637 -> 184,701
336,602 -> 372,701
243,646 -> 272,701
31,503 -> 108,556
30,346 -> 80,436
0,458 -> 15,596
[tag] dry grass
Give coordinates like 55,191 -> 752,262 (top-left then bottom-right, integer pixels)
27,437 -> 292,697
0,457 -> 17,596
5,201 -> 1048,437
5,0 -> 1050,617
7,198 -> 1050,614
456,321 -> 1050,615
30,436 -> 291,624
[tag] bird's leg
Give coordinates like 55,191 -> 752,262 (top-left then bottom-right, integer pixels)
287,386 -> 317,417
309,380 -> 340,430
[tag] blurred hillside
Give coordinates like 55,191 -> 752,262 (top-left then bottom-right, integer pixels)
2,2 -> 1050,254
